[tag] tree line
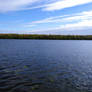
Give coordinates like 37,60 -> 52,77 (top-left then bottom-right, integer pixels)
0,34 -> 92,40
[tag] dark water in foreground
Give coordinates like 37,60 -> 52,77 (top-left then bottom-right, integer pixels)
0,40 -> 92,92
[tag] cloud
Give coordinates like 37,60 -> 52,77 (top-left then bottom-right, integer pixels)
29,15 -> 67,24
0,0 -> 40,12
44,0 -> 92,11
63,11 -> 92,21
0,0 -> 92,12
59,11 -> 92,29
22,0 -> 92,12
26,11 -> 92,28
60,19 -> 92,30
28,18 -> 92,34
23,10 -> 92,34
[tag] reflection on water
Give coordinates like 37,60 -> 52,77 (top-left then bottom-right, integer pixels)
0,40 -> 92,92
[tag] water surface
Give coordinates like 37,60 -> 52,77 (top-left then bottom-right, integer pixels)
0,39 -> 92,92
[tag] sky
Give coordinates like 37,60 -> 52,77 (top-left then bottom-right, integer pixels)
0,0 -> 92,35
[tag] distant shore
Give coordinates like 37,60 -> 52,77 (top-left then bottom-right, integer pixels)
0,34 -> 92,40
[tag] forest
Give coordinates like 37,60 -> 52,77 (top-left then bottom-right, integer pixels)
0,34 -> 92,40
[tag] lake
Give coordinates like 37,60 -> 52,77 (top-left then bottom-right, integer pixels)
0,39 -> 92,92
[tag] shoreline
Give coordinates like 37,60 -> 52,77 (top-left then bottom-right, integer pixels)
0,34 -> 92,40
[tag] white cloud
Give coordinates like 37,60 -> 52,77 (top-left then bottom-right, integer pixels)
0,0 -> 92,12
28,18 -> 92,34
0,0 -> 40,12
23,0 -> 92,12
26,10 -> 92,25
25,10 -> 92,31
63,11 -> 92,22
26,15 -> 69,27
60,19 -> 92,30
44,0 -> 92,11
30,15 -> 67,24
59,11 -> 92,29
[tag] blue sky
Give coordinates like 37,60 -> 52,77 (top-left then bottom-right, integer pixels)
0,0 -> 92,34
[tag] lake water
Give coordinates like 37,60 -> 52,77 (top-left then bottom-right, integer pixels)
0,40 -> 92,92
